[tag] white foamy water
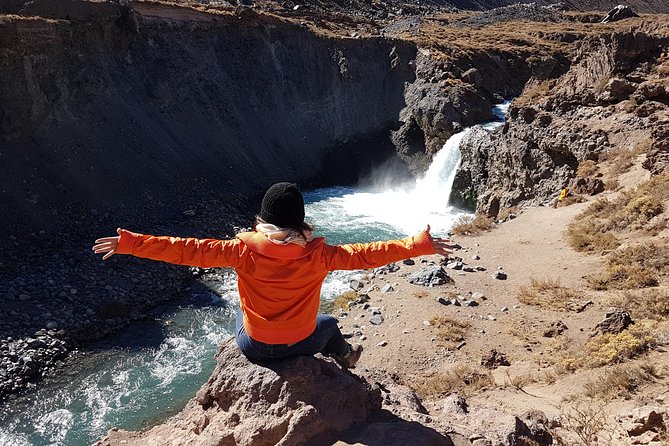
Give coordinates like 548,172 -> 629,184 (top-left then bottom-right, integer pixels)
305,101 -> 510,239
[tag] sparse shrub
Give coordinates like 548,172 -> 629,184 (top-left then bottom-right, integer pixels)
568,173 -> 669,254
583,362 -> 664,400
588,264 -> 658,290
414,364 -> 493,398
517,278 -> 580,310
567,221 -> 620,253
413,290 -> 429,299
607,239 -> 669,274
608,288 -> 669,320
504,370 -> 537,391
605,178 -> 619,190
451,215 -> 494,236
624,195 -> 663,221
561,322 -> 658,370
553,396 -> 612,446
589,240 -> 669,290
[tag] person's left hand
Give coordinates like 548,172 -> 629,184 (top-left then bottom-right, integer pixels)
426,225 -> 456,257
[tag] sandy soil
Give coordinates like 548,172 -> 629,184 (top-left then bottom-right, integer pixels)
337,194 -> 669,444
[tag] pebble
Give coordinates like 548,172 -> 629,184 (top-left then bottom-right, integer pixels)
381,284 -> 394,293
492,271 -> 507,280
471,291 -> 486,300
487,315 -> 497,321
437,297 -> 450,306
349,279 -> 364,291
472,255 -> 480,260
501,307 -> 509,312
377,341 -> 388,347
369,315 -> 384,325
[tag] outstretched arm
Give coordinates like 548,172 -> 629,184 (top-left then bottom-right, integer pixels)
322,225 -> 455,271
92,228 -> 245,268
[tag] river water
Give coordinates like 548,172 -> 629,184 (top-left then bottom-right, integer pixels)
0,102 -> 508,446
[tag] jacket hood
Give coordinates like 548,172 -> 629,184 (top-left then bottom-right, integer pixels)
236,231 -> 325,259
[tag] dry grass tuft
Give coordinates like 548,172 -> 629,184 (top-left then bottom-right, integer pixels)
517,278 -> 581,310
588,264 -> 658,290
330,290 -> 360,311
576,160 -> 598,178
607,288 -> 669,320
414,364 -> 493,398
561,322 -> 659,371
412,290 -> 429,299
588,239 -> 669,290
583,362 -> 665,401
451,215 -> 494,236
504,370 -> 538,391
430,316 -> 471,349
567,219 -> 620,253
568,172 -> 669,253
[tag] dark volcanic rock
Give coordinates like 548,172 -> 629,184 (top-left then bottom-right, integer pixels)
593,309 -> 634,336
409,266 -> 452,286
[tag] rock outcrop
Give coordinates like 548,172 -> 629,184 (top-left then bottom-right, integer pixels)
600,5 -> 639,23
96,339 -> 457,446
452,28 -> 669,215
392,45 -> 567,173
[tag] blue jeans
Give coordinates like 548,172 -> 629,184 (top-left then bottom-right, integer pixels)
235,309 -> 349,362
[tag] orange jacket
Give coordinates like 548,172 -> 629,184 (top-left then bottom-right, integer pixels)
116,229 -> 435,344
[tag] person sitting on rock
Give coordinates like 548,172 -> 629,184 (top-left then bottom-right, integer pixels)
92,182 -> 453,368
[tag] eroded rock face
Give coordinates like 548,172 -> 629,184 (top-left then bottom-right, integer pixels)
452,29 -> 669,215
392,46 -> 566,173
97,339 -> 383,446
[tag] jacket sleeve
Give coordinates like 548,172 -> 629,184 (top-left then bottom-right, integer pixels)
115,229 -> 245,268
321,229 -> 435,271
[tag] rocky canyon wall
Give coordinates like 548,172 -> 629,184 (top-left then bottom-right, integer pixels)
0,1 -> 417,239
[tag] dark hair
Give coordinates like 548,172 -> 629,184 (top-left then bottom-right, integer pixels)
254,217 -> 314,241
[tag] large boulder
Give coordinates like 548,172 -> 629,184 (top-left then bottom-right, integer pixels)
96,339 -> 383,446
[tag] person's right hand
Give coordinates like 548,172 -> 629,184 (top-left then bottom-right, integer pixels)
93,228 -> 122,260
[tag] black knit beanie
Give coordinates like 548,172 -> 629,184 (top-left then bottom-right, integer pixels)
259,182 -> 305,228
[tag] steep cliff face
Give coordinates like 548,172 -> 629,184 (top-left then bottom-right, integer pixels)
452,26 -> 669,215
0,2 -> 417,235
